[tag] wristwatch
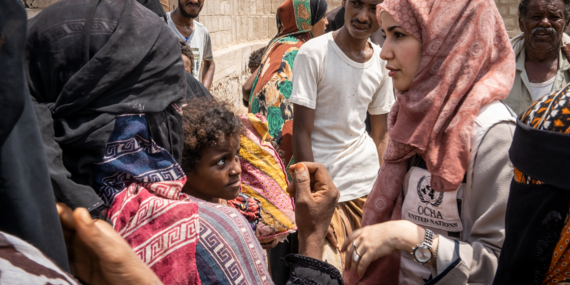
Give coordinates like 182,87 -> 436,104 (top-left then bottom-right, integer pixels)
412,229 -> 435,264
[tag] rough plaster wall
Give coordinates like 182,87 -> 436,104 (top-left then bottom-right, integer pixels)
199,0 -> 281,52
211,70 -> 251,115
495,0 -> 522,37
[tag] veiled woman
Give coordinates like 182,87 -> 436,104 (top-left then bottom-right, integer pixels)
26,0 -> 273,284
494,83 -> 570,284
339,0 -> 517,284
246,0 -> 328,164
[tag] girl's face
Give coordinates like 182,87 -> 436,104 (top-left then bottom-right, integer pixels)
380,12 -> 422,92
183,135 -> 242,203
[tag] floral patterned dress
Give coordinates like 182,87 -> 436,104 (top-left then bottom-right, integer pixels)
248,0 -> 315,165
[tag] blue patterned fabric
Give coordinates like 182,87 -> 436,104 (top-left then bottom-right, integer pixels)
93,114 -> 185,206
190,197 -> 273,285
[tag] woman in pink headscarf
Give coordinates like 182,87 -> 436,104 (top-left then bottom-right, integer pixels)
341,0 -> 517,284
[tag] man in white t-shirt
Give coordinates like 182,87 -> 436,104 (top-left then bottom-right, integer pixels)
290,0 -> 394,253
167,0 -> 215,90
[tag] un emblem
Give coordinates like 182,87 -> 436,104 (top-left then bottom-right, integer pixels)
417,175 -> 443,207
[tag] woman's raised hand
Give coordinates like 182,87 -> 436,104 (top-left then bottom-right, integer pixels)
341,220 -> 433,278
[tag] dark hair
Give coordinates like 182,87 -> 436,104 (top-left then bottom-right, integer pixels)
248,47 -> 266,70
179,39 -> 194,71
519,0 -> 570,20
181,98 -> 244,173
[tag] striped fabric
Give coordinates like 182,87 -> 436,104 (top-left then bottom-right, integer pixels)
0,232 -> 78,284
99,114 -> 201,285
191,197 -> 273,285
237,114 -> 297,240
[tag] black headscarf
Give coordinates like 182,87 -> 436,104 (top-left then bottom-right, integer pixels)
0,0 -> 69,271
136,0 -> 167,21
26,0 -> 186,217
185,71 -> 214,100
0,0 -> 25,147
310,0 -> 328,26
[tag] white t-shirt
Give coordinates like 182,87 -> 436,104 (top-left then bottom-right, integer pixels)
528,76 -> 555,102
289,32 -> 395,202
166,12 -> 214,80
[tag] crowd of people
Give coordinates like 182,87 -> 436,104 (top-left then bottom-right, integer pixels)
2,0 -> 570,284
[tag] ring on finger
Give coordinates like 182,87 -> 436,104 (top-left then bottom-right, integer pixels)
352,241 -> 362,262
352,241 -> 362,256
353,250 -> 361,262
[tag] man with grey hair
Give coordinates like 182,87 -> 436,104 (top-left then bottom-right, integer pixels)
505,0 -> 570,115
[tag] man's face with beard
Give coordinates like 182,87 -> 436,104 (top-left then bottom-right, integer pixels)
178,0 -> 204,19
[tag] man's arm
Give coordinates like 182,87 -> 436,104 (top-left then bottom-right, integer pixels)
242,67 -> 259,105
201,59 -> 215,90
293,104 -> 315,163
369,114 -> 389,166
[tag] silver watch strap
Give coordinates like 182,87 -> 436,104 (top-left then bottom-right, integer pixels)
422,229 -> 434,250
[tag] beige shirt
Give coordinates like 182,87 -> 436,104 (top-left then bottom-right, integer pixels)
504,48 -> 570,115
399,101 -> 515,284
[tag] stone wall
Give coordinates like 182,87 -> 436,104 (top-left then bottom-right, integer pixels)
197,0 -> 282,115
495,0 -> 522,37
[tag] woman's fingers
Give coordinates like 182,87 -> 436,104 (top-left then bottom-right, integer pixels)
341,228 -> 363,252
356,246 -> 374,278
344,234 -> 363,273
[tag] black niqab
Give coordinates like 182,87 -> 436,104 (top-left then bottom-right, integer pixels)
26,0 -> 186,216
0,0 -> 69,272
0,0 -> 25,147
137,0 -> 167,21
185,71 -> 214,100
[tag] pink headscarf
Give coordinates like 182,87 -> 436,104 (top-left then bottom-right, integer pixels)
354,0 -> 515,283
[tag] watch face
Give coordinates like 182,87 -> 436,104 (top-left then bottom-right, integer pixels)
414,246 -> 432,263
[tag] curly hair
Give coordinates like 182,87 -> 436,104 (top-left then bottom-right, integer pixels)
181,98 -> 244,173
179,39 -> 194,71
248,47 -> 266,70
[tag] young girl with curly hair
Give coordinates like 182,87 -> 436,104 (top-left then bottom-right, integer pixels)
181,98 -> 244,202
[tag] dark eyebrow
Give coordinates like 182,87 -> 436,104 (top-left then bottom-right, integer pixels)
387,25 -> 401,32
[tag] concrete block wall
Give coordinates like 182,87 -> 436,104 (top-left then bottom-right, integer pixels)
495,0 -> 522,37
198,0 -> 282,52
196,0 -> 284,114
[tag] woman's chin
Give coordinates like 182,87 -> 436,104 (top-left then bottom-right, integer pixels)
224,186 -> 241,200
393,82 -> 410,93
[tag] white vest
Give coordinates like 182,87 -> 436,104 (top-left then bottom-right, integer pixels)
399,100 -> 516,284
